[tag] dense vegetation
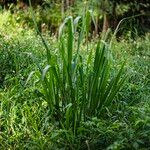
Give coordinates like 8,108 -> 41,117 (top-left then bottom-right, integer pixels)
0,1 -> 150,149
0,0 -> 150,34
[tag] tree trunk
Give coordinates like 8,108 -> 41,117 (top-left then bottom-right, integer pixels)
102,13 -> 109,33
69,0 -> 75,6
61,0 -> 64,18
112,1 -> 117,30
94,15 -> 99,36
66,0 -> 69,9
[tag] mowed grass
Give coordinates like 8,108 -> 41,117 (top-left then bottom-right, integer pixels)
0,12 -> 150,149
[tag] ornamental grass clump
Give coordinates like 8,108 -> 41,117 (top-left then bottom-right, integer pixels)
33,10 -> 126,135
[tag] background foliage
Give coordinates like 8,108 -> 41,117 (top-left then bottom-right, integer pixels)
0,0 -> 149,35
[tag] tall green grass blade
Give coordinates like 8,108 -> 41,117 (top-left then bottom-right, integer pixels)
29,0 -> 51,64
98,61 -> 126,113
25,71 -> 35,86
67,17 -> 74,74
42,65 -> 50,81
65,103 -> 72,129
74,16 -> 81,33
105,75 -> 127,107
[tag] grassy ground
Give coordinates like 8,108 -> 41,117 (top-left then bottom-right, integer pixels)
0,11 -> 150,150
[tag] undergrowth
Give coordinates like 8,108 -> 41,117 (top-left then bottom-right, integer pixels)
0,10 -> 150,150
